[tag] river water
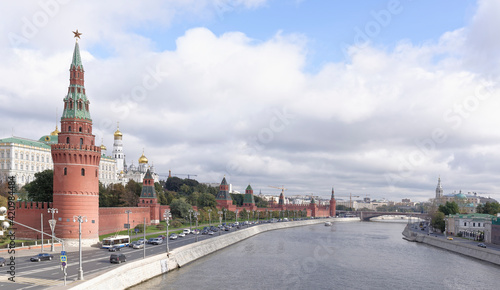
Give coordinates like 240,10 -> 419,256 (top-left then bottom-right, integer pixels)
130,221 -> 500,289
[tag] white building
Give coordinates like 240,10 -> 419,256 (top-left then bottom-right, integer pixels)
0,133 -> 56,186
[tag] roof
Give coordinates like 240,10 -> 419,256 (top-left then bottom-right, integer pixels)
71,42 -> 83,70
448,213 -> 495,219
0,137 -> 51,150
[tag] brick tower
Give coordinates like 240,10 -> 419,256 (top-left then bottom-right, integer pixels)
51,33 -> 101,245
138,169 -> 160,224
329,187 -> 336,217
243,184 -> 257,210
216,176 -> 235,210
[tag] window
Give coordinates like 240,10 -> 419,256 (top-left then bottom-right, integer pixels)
31,155 -> 34,161
81,168 -> 85,176
41,156 -> 44,162
64,168 -> 67,175
20,164 -> 23,170
66,137 -> 70,144
95,169 -> 98,177
473,222 -> 476,227
69,126 -> 72,132
37,156 -> 39,161
79,127 -> 82,132
20,153 -> 23,159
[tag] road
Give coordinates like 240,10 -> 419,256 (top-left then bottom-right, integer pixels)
0,224 -> 255,289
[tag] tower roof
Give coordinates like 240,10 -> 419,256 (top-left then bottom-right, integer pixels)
246,184 -> 253,191
71,41 -> 83,70
61,40 -> 91,121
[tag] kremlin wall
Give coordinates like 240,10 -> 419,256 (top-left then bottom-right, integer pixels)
7,36 -> 336,244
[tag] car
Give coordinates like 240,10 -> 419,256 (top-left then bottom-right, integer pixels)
0,257 -> 6,267
183,229 -> 191,235
478,243 -> 487,248
108,246 -> 121,252
447,237 -> 453,240
30,253 -> 54,262
150,238 -> 163,245
110,253 -> 126,264
147,238 -> 156,244
133,242 -> 144,249
178,233 -> 186,238
201,230 -> 209,235
234,222 -> 239,226
169,233 -> 178,240
208,231 -> 214,235
158,235 -> 166,240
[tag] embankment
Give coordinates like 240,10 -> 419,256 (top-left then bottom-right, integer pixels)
69,217 -> 359,290
402,225 -> 500,266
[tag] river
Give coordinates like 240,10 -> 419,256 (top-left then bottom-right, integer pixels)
130,221 -> 500,289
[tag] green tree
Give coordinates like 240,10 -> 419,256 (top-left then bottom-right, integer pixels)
169,199 -> 192,219
165,177 -> 183,192
230,193 -> 243,206
186,191 -> 200,206
197,192 -> 217,208
255,196 -> 268,208
476,202 -> 500,215
24,170 -> 53,202
438,201 -> 459,216
431,211 -> 445,232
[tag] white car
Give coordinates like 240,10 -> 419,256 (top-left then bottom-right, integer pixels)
178,233 -> 186,237
183,229 -> 191,235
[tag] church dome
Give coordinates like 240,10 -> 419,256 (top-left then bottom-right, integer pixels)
50,126 -> 60,136
114,128 -> 122,138
100,144 -> 107,151
138,152 -> 148,164
455,192 -> 467,199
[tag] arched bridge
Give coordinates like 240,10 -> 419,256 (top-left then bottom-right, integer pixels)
338,211 -> 428,221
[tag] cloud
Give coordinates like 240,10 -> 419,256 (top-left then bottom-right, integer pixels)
2,0 -> 500,202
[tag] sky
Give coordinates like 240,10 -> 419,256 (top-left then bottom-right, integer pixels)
1,0 -> 500,202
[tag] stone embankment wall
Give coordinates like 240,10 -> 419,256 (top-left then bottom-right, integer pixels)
402,225 -> 500,266
69,217 -> 359,290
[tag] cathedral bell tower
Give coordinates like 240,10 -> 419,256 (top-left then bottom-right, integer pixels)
51,31 -> 101,245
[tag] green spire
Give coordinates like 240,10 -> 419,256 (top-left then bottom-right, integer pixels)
71,42 -> 83,70
61,41 -> 91,121
243,184 -> 255,205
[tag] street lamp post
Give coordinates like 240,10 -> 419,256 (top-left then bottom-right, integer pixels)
208,209 -> 212,227
218,211 -> 223,236
73,215 -> 87,281
223,208 -> 227,226
194,212 -> 199,242
47,208 -> 58,252
235,209 -> 239,224
246,211 -> 249,226
257,211 -> 260,223
125,210 -> 132,238
164,210 -> 171,254
188,209 -> 193,231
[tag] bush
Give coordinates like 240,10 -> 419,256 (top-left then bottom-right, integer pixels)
156,224 -> 165,230
170,220 -> 182,228
134,224 -> 144,233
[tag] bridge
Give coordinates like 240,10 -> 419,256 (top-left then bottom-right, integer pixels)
337,211 -> 428,221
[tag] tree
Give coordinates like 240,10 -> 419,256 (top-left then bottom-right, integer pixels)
255,196 -> 268,208
197,192 -> 217,208
438,202 -> 459,216
169,199 -> 192,219
165,177 -> 183,192
431,211 -> 445,233
230,193 -> 243,206
24,170 -> 53,202
476,202 -> 500,215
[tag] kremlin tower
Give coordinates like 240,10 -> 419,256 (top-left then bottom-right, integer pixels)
329,187 -> 336,217
51,31 -> 100,245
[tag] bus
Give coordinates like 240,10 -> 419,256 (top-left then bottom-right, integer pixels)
101,235 -> 130,249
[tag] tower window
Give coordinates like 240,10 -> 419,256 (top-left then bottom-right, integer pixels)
81,168 -> 85,176
66,137 -> 70,144
64,168 -> 67,175
80,138 -> 83,148
68,126 -> 72,132
95,169 -> 98,177
79,127 -> 82,132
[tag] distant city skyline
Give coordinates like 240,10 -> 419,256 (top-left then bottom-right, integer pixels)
1,0 -> 500,202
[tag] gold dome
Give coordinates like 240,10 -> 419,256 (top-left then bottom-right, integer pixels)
50,126 -> 60,136
138,152 -> 148,164
100,144 -> 107,151
114,128 -> 122,137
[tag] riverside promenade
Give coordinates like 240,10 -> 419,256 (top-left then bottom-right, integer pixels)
63,217 -> 358,290
402,224 -> 500,266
